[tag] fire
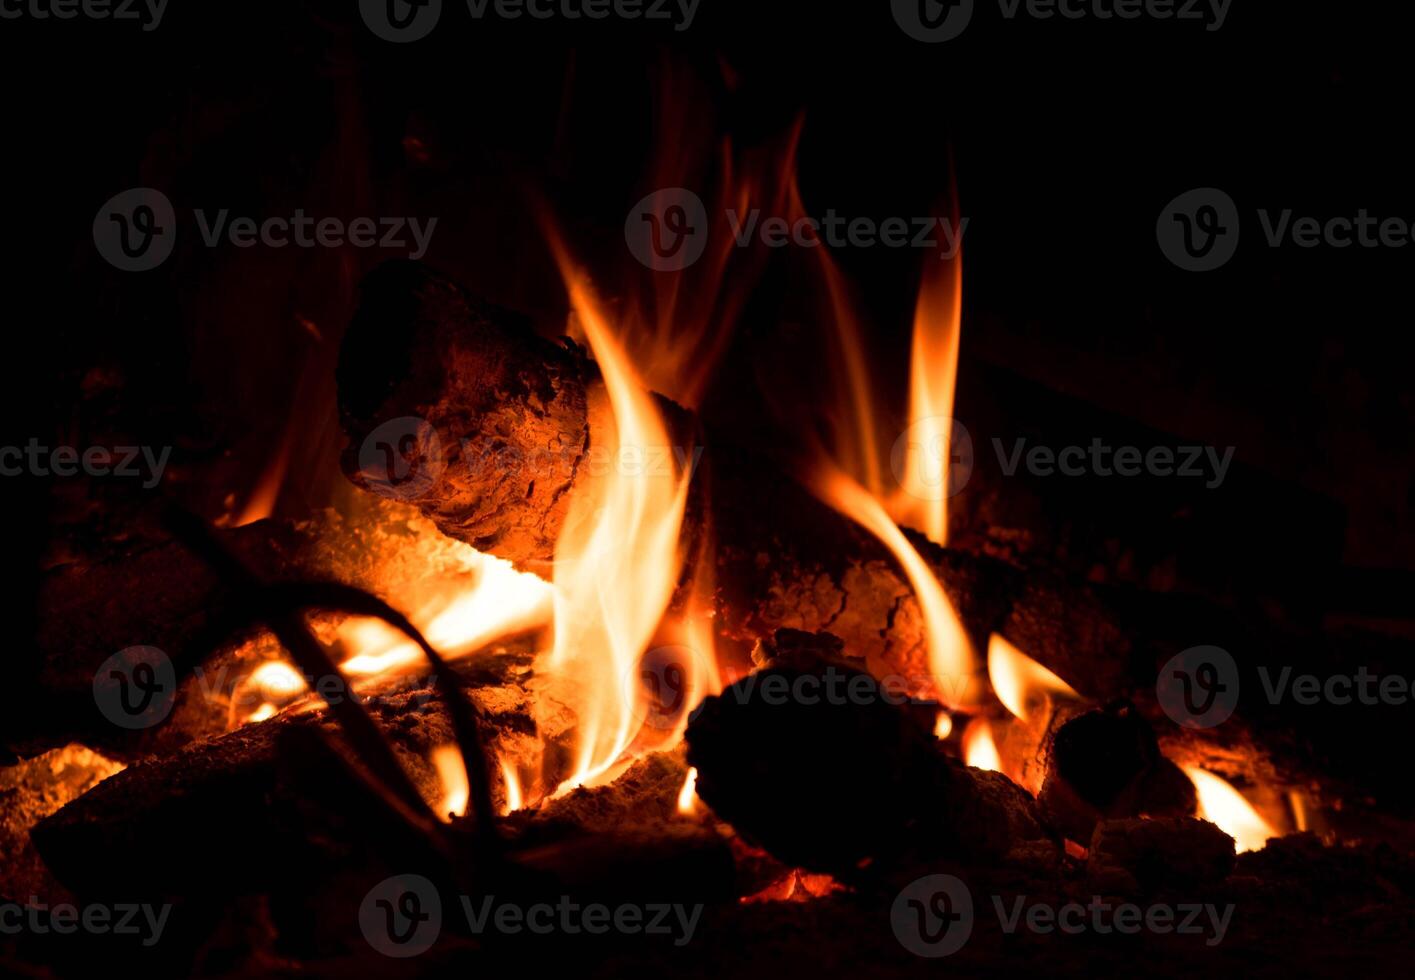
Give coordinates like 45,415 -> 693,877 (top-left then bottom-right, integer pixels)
890,249 -> 963,545
987,633 -> 1081,722
933,711 -> 954,740
1185,766 -> 1277,853
811,467 -> 977,708
431,744 -> 468,821
539,239 -> 695,794
677,766 -> 700,816
962,717 -> 1002,771
500,755 -> 524,816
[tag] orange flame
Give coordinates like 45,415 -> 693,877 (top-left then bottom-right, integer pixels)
500,755 -> 524,816
540,239 -> 695,794
1185,766 -> 1277,853
810,466 -> 976,708
431,744 -> 468,821
962,717 -> 1002,771
933,711 -> 954,740
677,767 -> 700,816
890,250 -> 963,545
987,633 -> 1081,722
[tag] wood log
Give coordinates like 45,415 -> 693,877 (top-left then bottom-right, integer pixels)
683,631 -> 1053,879
335,261 -> 1411,822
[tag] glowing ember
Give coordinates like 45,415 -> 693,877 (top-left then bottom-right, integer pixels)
431,744 -> 468,821
987,633 -> 1081,722
962,717 -> 1002,772
1185,766 -> 1277,853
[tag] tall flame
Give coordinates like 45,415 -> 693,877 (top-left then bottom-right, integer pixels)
890,250 -> 963,545
987,633 -> 1081,722
794,168 -> 976,708
542,239 -> 694,793
1185,766 -> 1277,853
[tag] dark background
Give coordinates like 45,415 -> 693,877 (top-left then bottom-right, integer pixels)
4,1 -> 1413,643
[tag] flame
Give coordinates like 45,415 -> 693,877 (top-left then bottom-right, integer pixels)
933,711 -> 954,740
431,744 -> 468,821
500,755 -> 524,816
810,467 -> 977,708
338,553 -> 553,677
962,717 -> 1002,771
1185,766 -> 1277,853
987,633 -> 1081,722
890,250 -> 963,545
677,766 -> 700,816
540,239 -> 695,794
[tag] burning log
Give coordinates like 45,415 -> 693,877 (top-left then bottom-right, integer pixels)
683,631 -> 1054,879
1037,701 -> 1196,845
333,260 -> 1373,814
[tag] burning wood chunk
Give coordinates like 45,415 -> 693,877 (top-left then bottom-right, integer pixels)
1038,701 -> 1196,845
1086,816 -> 1236,894
684,630 -> 1053,880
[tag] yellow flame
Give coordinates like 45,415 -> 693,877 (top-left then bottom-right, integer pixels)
987,633 -> 1081,722
499,755 -> 523,816
890,253 -> 962,545
677,766 -> 700,816
339,553 -> 553,677
811,466 -> 977,708
933,711 -> 954,740
1185,766 -> 1277,853
962,717 -> 1001,771
542,245 -> 694,794
431,744 -> 468,821
248,660 -> 306,699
